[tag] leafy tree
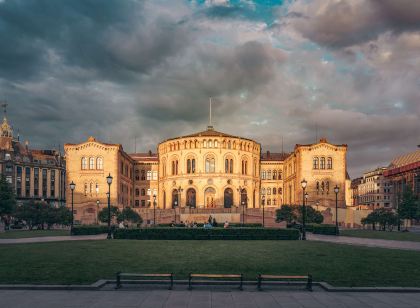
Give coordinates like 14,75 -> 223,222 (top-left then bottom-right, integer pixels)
0,174 -> 16,225
399,187 -> 418,223
296,206 -> 324,224
275,205 -> 296,223
362,208 -> 399,231
276,204 -> 323,224
117,207 -> 142,224
98,206 -> 120,224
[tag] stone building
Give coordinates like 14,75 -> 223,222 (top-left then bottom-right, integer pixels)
65,126 -> 349,224
0,110 -> 65,206
357,167 -> 393,209
384,149 -> 420,206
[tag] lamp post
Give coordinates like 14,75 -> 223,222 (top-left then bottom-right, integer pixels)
334,185 -> 339,236
241,200 -> 245,226
262,194 -> 265,227
174,200 -> 178,224
106,173 -> 113,240
153,194 -> 157,226
301,179 -> 307,240
96,199 -> 100,225
69,181 -> 76,235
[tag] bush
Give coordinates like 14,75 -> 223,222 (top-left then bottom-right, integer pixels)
72,225 -> 111,235
114,227 -> 299,240
312,224 -> 337,235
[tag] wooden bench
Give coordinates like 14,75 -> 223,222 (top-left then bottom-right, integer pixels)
257,274 -> 312,291
188,273 -> 243,290
115,272 -> 174,290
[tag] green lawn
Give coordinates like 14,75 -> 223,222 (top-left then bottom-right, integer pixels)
340,229 -> 420,242
0,229 -> 70,239
1,240 -> 420,287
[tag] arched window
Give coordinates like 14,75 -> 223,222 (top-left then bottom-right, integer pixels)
208,140 -> 212,148
273,188 -> 277,195
205,157 -> 215,173
273,198 -> 277,205
321,181 -> 325,193
228,141 -> 231,149
267,187 -> 271,195
141,189 -> 145,196
89,182 -> 93,193
81,157 -> 87,170
187,159 -> 191,174
273,170 -> 277,180
225,159 -> 229,173
186,188 -> 196,208
241,160 -> 248,175
326,181 -> 330,194
267,199 -> 271,206
135,189 -> 139,196
320,157 -> 326,169
135,170 -> 139,181
89,157 -> 95,169
278,187 -> 282,194
84,183 -> 88,195
225,158 -> 234,174
313,157 -> 319,169
187,158 -> 196,174
267,170 -> 271,180
96,157 -> 103,170
261,188 -> 266,195
278,171 -> 282,180
141,170 -> 145,180
230,159 -> 233,173
203,140 -> 207,148
262,170 -> 266,180
224,188 -> 233,208
214,140 -> 218,148
327,157 -> 333,169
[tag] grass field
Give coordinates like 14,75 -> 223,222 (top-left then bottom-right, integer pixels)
1,240 -> 420,287
0,229 -> 69,239
340,229 -> 420,242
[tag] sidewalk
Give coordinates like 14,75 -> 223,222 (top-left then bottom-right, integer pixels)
1,289 -> 420,308
307,233 -> 420,251
0,234 -> 107,244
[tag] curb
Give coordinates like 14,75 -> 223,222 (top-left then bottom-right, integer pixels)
1,279 -> 420,293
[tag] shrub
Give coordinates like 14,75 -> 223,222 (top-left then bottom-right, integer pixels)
114,227 -> 299,240
72,225 -> 111,235
312,224 -> 337,235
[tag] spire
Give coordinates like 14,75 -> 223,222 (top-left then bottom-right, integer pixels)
0,101 -> 12,138
207,97 -> 214,130
1,101 -> 7,121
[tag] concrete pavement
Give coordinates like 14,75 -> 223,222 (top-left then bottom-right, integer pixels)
307,233 -> 420,251
1,289 -> 420,308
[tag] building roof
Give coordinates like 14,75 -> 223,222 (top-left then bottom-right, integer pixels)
161,126 -> 257,143
261,151 -> 290,161
389,149 -> 420,169
130,152 -> 158,162
295,138 -> 347,149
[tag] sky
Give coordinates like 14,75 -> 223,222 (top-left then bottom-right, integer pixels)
0,0 -> 419,178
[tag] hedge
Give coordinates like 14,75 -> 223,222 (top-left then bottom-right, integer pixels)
114,227 -> 299,240
312,224 -> 337,235
158,223 -> 262,228
72,225 -> 111,235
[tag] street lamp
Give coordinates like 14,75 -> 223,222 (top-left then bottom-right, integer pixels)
301,179 -> 307,240
96,199 -> 100,225
174,200 -> 178,224
237,186 -> 246,226
153,194 -> 157,226
106,173 -> 113,239
69,181 -> 76,235
262,194 -> 266,227
334,185 -> 339,236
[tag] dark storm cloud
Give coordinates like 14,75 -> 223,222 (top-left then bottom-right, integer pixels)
287,0 -> 420,48
0,0 -> 189,81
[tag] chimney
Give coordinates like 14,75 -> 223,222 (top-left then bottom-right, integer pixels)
148,150 -> 152,156
267,150 -> 270,158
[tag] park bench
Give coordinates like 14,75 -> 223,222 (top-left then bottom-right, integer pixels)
115,272 -> 174,290
188,273 -> 243,290
257,274 -> 312,291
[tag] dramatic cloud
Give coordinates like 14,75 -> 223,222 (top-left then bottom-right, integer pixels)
0,0 -> 419,177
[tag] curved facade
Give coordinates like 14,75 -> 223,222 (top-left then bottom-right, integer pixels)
158,127 -> 261,209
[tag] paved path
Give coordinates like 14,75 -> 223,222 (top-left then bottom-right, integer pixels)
1,289 -> 420,308
0,234 -> 107,244
307,233 -> 420,251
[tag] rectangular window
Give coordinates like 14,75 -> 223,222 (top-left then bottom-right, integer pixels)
141,200 -> 146,207
42,169 -> 48,197
50,170 -> 55,198
147,171 -> 152,180
16,166 -> 22,196
34,168 -> 39,196
152,171 -> 158,180
25,167 -> 30,197
135,200 -> 139,207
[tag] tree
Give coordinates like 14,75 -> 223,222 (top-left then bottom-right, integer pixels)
399,187 -> 418,226
0,174 -> 16,226
275,205 -> 296,223
98,206 -> 120,224
118,207 -> 142,225
296,206 -> 324,224
362,208 -> 399,231
276,204 -> 323,224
